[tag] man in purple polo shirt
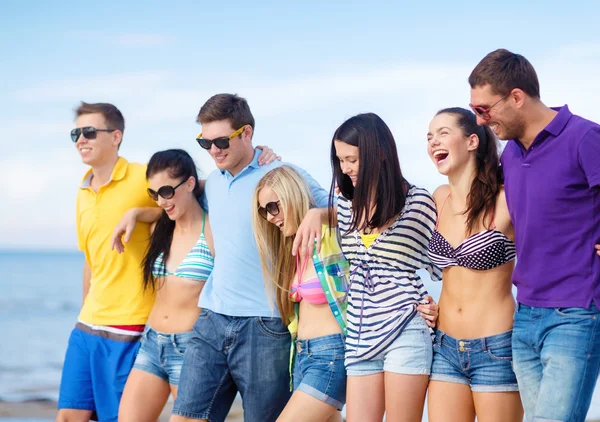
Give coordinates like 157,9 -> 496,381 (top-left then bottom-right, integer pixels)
468,49 -> 600,422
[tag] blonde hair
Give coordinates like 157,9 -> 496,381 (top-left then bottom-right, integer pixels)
252,166 -> 316,322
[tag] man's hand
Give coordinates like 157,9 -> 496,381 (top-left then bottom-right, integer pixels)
256,145 -> 281,166
596,243 -> 600,257
111,209 -> 139,253
417,295 -> 439,328
292,208 -> 326,257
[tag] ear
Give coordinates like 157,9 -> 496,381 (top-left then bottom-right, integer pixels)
243,125 -> 254,143
186,176 -> 196,192
511,88 -> 526,109
467,133 -> 479,152
112,130 -> 123,148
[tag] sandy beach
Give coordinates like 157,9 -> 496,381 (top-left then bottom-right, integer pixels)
0,399 -> 244,421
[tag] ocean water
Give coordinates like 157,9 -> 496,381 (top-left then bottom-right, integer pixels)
1,250 -> 600,420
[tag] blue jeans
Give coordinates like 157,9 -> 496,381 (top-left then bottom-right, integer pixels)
172,309 -> 292,422
512,302 -> 600,422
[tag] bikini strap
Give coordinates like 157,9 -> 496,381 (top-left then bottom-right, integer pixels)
295,253 -> 311,285
201,210 -> 206,234
436,193 -> 451,229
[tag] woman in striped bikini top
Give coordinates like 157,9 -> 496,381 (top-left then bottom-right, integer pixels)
120,149 -> 215,421
425,108 -> 523,421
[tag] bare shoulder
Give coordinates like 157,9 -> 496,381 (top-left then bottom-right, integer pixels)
431,184 -> 450,209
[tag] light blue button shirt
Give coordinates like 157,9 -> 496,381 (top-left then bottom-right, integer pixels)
199,148 -> 329,317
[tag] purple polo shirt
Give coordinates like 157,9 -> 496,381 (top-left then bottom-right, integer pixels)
501,105 -> 600,308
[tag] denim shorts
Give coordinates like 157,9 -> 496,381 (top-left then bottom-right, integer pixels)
132,326 -> 194,386
346,315 -> 432,376
293,333 -> 346,410
430,328 -> 518,392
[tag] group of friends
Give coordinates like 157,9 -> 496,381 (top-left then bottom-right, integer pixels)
55,48 -> 600,422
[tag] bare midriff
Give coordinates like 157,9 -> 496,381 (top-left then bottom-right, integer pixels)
147,275 -> 204,333
437,261 -> 515,339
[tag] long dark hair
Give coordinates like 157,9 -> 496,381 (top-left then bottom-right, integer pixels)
329,113 -> 408,233
142,149 -> 202,292
437,107 -> 501,235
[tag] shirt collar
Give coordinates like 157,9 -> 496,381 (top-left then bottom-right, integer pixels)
544,105 -> 572,136
219,148 -> 262,177
80,156 -> 129,188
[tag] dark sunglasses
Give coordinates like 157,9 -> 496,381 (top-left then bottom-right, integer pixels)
258,200 -> 281,219
469,91 -> 511,120
147,179 -> 187,201
196,125 -> 246,150
70,126 -> 116,142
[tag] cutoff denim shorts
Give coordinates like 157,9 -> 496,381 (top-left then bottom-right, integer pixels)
430,328 -> 518,392
293,333 -> 347,410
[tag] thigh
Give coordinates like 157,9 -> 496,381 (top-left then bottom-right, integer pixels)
56,409 -> 94,422
173,310 -> 237,422
473,391 -> 523,422
346,373 -> 385,422
384,372 -> 428,422
57,328 -> 95,412
231,316 -> 291,422
90,335 -> 141,421
535,307 -> 600,422
277,390 -> 338,422
427,380 -> 475,422
383,316 -> 432,375
118,369 -> 171,422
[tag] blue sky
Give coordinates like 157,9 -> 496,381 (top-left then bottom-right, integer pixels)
2,0 -> 599,249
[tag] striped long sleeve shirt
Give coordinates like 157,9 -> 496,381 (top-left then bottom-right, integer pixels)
337,186 -> 442,365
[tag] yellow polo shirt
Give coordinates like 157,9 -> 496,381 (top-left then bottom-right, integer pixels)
76,157 -> 157,325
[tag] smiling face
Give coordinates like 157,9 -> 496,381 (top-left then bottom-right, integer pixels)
257,186 -> 296,237
74,112 -> 120,167
334,140 -> 360,186
200,119 -> 253,175
427,113 -> 478,176
147,170 -> 195,221
470,84 -> 526,141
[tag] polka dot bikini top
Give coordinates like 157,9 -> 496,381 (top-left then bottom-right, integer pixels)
427,194 -> 516,271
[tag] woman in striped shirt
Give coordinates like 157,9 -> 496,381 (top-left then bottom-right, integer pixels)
426,108 -> 523,421
327,113 -> 441,422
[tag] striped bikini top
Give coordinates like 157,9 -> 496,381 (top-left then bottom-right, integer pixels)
152,212 -> 214,282
290,253 -> 327,305
427,194 -> 516,271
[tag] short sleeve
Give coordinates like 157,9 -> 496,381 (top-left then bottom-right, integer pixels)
287,163 -> 329,208
578,127 -> 600,188
75,192 -> 85,251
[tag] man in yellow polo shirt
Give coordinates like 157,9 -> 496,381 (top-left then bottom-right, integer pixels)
57,102 -> 157,422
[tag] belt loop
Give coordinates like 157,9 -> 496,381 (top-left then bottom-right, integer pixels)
437,330 -> 444,346
481,336 -> 488,352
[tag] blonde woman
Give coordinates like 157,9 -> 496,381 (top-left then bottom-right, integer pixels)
252,166 -> 349,422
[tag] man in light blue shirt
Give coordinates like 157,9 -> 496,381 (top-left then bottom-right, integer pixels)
171,94 -> 329,422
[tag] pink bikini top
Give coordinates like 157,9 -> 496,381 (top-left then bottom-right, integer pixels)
290,254 -> 328,305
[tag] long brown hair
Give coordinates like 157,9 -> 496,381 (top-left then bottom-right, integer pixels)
328,113 -> 408,233
437,108 -> 501,235
252,166 -> 316,322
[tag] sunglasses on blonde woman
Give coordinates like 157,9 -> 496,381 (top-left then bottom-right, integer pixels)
258,200 -> 281,219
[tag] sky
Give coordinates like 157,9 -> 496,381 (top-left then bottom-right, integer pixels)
1,0 -> 599,249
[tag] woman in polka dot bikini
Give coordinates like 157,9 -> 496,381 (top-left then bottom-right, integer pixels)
425,107 -> 523,422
